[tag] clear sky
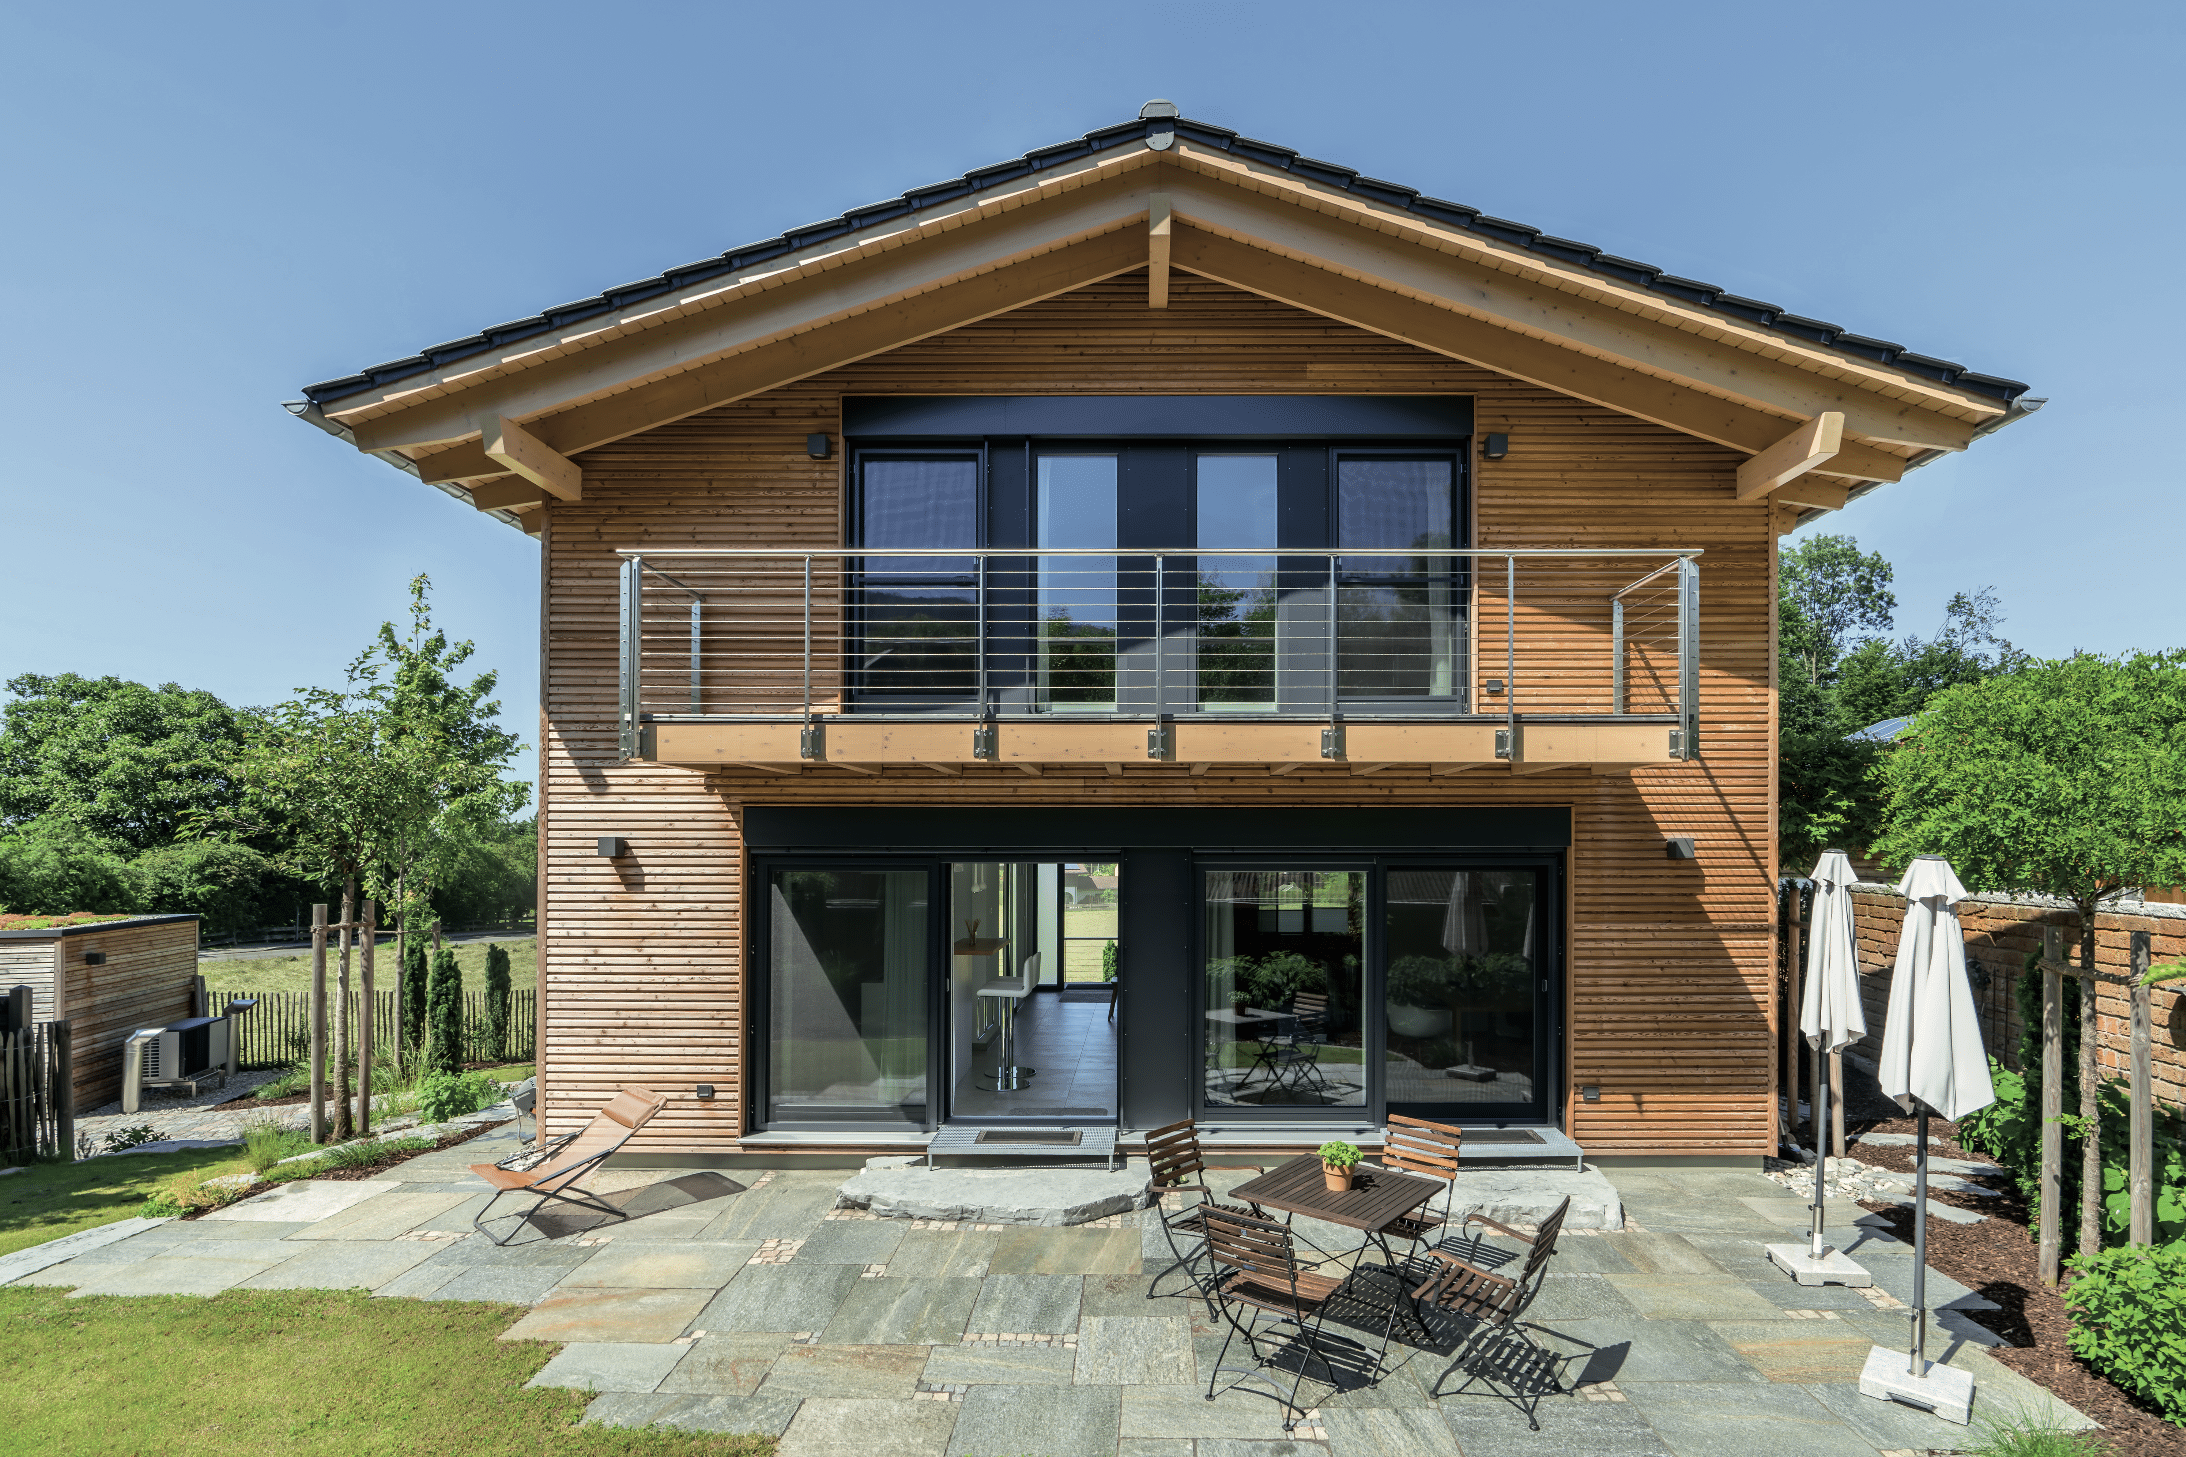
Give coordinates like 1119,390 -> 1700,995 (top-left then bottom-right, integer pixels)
4,1 -> 2177,783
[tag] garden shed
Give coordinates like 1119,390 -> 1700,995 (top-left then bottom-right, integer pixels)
0,914 -> 202,1109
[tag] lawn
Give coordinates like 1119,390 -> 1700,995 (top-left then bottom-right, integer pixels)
0,1285 -> 769,1456
0,1149 -> 244,1258
203,935 -> 537,995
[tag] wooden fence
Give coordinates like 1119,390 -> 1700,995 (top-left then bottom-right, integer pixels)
1,1020 -> 71,1163
209,990 -> 535,1070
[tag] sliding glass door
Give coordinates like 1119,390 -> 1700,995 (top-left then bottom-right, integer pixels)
1382,868 -> 1545,1121
765,866 -> 932,1126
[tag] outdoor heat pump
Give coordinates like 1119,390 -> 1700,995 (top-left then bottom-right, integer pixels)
121,1013 -> 239,1114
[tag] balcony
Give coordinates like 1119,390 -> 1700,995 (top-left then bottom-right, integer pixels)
616,547 -> 1700,773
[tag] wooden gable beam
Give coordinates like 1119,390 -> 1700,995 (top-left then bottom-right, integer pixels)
1171,228 -> 1909,483
465,477 -> 548,511
1735,413 -> 1842,501
1148,194 -> 1172,308
479,415 -> 581,500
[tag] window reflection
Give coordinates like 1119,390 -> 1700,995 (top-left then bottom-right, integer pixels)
1382,869 -> 1537,1111
1195,455 -> 1279,709
1037,455 -> 1118,709
1201,870 -> 1366,1108
1337,457 -> 1466,701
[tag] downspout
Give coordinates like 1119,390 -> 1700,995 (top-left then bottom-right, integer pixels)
280,399 -> 531,531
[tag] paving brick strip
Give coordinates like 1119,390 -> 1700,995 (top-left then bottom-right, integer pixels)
3,1148 -> 2102,1456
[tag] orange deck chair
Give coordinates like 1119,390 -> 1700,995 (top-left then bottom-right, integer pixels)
470,1085 -> 669,1245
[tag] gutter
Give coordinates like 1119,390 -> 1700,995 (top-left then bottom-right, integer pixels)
280,399 -> 533,534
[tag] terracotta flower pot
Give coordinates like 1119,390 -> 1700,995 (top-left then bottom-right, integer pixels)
1322,1162 -> 1352,1193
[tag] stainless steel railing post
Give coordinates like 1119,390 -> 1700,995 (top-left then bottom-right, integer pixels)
618,556 -> 641,760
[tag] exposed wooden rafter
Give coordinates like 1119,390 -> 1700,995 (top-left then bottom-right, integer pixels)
1735,413 -> 1842,501
1147,194 -> 1172,308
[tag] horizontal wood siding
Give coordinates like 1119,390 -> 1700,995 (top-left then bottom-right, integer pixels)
540,272 -> 1777,1156
55,922 -> 201,1108
0,942 -> 58,1025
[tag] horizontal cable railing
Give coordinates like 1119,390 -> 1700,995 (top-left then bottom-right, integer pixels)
616,548 -> 1700,759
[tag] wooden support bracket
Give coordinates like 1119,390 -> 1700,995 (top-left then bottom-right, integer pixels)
1736,412 -> 1843,501
478,414 -> 583,501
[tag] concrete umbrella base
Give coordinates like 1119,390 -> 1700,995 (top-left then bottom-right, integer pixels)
1764,1242 -> 1873,1287
1859,1345 -> 1976,1425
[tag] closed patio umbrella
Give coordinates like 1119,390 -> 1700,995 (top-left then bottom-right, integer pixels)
1860,853 -> 1995,1425
1767,851 -> 1871,1287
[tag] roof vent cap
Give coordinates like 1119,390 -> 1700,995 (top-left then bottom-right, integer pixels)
1139,99 -> 1179,119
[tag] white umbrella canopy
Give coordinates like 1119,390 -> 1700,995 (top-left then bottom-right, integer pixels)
1802,850 -> 1867,1055
1878,856 -> 1996,1121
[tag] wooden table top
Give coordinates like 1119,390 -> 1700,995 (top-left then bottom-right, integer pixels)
1227,1153 -> 1443,1233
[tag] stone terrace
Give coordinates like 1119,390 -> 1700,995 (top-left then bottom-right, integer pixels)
6,1126 -> 2093,1457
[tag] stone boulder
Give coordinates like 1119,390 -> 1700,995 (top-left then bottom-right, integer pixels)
836,1157 -> 1154,1226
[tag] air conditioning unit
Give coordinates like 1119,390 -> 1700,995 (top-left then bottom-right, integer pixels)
121,1015 -> 236,1114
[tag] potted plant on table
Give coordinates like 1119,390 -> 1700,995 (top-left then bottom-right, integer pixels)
1318,1140 -> 1362,1193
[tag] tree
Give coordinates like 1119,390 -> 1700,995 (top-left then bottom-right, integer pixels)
133,839 -> 276,938
401,936 -> 429,1053
0,818 -> 139,915
0,674 -> 250,851
1874,652 -> 2186,1259
482,942 -> 512,1064
425,946 -> 463,1075
1779,535 -> 1896,686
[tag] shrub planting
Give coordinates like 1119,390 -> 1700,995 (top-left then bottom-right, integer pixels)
2064,1240 -> 2186,1425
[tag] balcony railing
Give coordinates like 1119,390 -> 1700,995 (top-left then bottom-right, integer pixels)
616,547 -> 1700,763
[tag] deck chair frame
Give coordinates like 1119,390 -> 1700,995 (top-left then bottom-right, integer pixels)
471,1085 -> 668,1246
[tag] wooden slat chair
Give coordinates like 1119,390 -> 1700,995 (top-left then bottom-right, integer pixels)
1410,1194 -> 1573,1430
1365,1114 -> 1464,1267
1143,1117 -> 1263,1311
1200,1208 -> 1359,1430
469,1085 -> 669,1246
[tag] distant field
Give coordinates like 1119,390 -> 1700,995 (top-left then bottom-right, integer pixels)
202,936 -> 536,995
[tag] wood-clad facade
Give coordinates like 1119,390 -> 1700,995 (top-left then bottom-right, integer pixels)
0,915 -> 201,1108
536,275 -> 1777,1159
293,111 -> 2032,1168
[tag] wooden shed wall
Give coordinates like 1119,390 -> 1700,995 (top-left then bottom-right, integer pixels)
0,941 -> 59,1025
537,271 -> 1780,1157
56,921 -> 201,1108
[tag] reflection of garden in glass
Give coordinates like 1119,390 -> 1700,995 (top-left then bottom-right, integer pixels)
1037,455 -> 1119,709
1382,870 -> 1537,1104
768,868 -> 929,1122
1194,455 -> 1279,709
1202,870 -> 1365,1108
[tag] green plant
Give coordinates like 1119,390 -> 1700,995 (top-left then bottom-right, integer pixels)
241,1122 -> 309,1175
2063,1240 -> 2186,1424
1964,1407 -> 2114,1457
1386,954 -> 1454,1008
402,933 -> 428,1047
425,946 -> 462,1073
1317,1140 -> 1361,1169
100,1125 -> 160,1154
2146,958 -> 2186,989
414,1069 -> 502,1123
482,940 -> 512,1061
1100,941 -> 1117,983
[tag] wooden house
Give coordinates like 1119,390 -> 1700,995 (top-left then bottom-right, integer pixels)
0,914 -> 202,1109
290,103 -> 2037,1166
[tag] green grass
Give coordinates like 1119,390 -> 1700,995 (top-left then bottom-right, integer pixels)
0,1285 -> 770,1456
1966,1409 -> 2113,1456
0,1149 -> 243,1257
201,935 -> 537,994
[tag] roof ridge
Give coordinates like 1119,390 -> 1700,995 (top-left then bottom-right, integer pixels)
300,112 -> 2029,406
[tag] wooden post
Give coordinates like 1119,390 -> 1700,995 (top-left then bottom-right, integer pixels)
333,879 -> 354,1142
2039,924 -> 2063,1285
309,904 -> 328,1144
360,901 -> 376,1138
392,866 -> 406,1073
2076,909 -> 2102,1259
53,1020 -> 72,1160
429,920 -> 443,1071
2129,930 -> 2153,1247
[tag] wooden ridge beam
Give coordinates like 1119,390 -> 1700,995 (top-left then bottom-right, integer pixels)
1736,413 -> 1842,501
1148,194 -> 1172,308
1169,228 -> 1910,484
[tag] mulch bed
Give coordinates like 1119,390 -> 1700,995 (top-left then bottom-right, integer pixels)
177,1121 -> 504,1220
1844,1111 -> 2183,1456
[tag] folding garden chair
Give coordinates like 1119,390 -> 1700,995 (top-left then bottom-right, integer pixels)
1240,992 -> 1331,1098
1200,1208 -> 1362,1430
1411,1194 -> 1573,1430
1365,1114 -> 1464,1267
469,1084 -> 669,1245
1143,1117 -> 1262,1312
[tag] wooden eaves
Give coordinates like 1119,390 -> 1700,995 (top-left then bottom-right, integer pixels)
294,134 -> 2034,532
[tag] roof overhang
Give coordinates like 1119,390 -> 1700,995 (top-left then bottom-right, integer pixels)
295,132 -> 2034,533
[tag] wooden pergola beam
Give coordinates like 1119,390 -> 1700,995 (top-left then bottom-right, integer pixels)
1736,413 -> 1843,501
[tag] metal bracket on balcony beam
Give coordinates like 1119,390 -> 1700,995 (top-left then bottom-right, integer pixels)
1494,727 -> 1514,760
1320,723 -> 1346,759
972,722 -> 998,760
799,721 -> 824,760
1669,728 -> 1697,759
1147,719 -> 1174,760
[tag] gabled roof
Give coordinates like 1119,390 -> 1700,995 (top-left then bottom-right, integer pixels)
302,110 -> 2028,409
289,103 -> 2040,533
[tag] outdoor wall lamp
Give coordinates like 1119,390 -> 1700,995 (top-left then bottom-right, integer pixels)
695,1084 -> 716,1100
1482,433 -> 1509,460
598,837 -> 629,859
807,433 -> 832,459
1581,1086 -> 1601,1102
1482,678 -> 1506,695
1665,837 -> 1698,860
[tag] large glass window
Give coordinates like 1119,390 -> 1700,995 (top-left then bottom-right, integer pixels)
1194,455 -> 1280,709
854,454 -> 981,702
768,868 -> 930,1124
1382,869 -> 1539,1113
1337,456 -> 1465,702
1036,455 -> 1119,709
1201,870 -> 1366,1108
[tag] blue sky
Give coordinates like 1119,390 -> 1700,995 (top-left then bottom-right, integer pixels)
3,1 -> 2177,781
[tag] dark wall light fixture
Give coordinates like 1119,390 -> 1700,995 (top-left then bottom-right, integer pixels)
807,433 -> 832,459
597,837 -> 629,859
1482,432 -> 1509,460
1581,1085 -> 1601,1102
1664,837 -> 1698,860
695,1084 -> 717,1100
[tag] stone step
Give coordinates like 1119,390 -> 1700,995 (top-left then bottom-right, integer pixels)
838,1158 -> 1153,1226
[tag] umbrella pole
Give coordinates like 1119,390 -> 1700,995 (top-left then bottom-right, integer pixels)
1809,1047 -> 1830,1258
1910,1103 -> 1929,1373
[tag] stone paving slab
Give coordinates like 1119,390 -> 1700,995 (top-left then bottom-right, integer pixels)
923,1342 -> 1078,1385
238,1241 -> 437,1291
776,1395 -> 959,1457
1120,1388 -> 1307,1441
1601,1273 -> 1791,1323
419,1264 -> 575,1305
886,1228 -> 1001,1280
1439,1395 -> 1675,1457
1704,1321 -> 1881,1384
968,1272 -> 1082,1334
821,1275 -> 980,1346
1076,1315 -> 1195,1385
694,1262 -> 860,1334
1321,1406 -> 1457,1456
659,1333 -> 792,1396
66,1250 -> 298,1297
528,1341 -> 688,1393
0,1217 -> 172,1284
200,1177 -> 401,1223
761,1342 -> 928,1398
287,1190 -> 471,1241
1615,1380 -> 1878,1457
556,1240 -> 757,1290
987,1226 -> 1140,1275
798,1219 -> 909,1266
1526,1318 -> 1765,1387
947,1382 -> 1120,1457
498,1286 -> 712,1343
649,1391 -> 804,1436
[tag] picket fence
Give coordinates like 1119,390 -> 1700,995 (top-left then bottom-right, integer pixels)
1,1020 -> 70,1163
208,989 -> 535,1070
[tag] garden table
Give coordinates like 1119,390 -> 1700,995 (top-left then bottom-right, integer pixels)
1226,1153 -> 1444,1354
